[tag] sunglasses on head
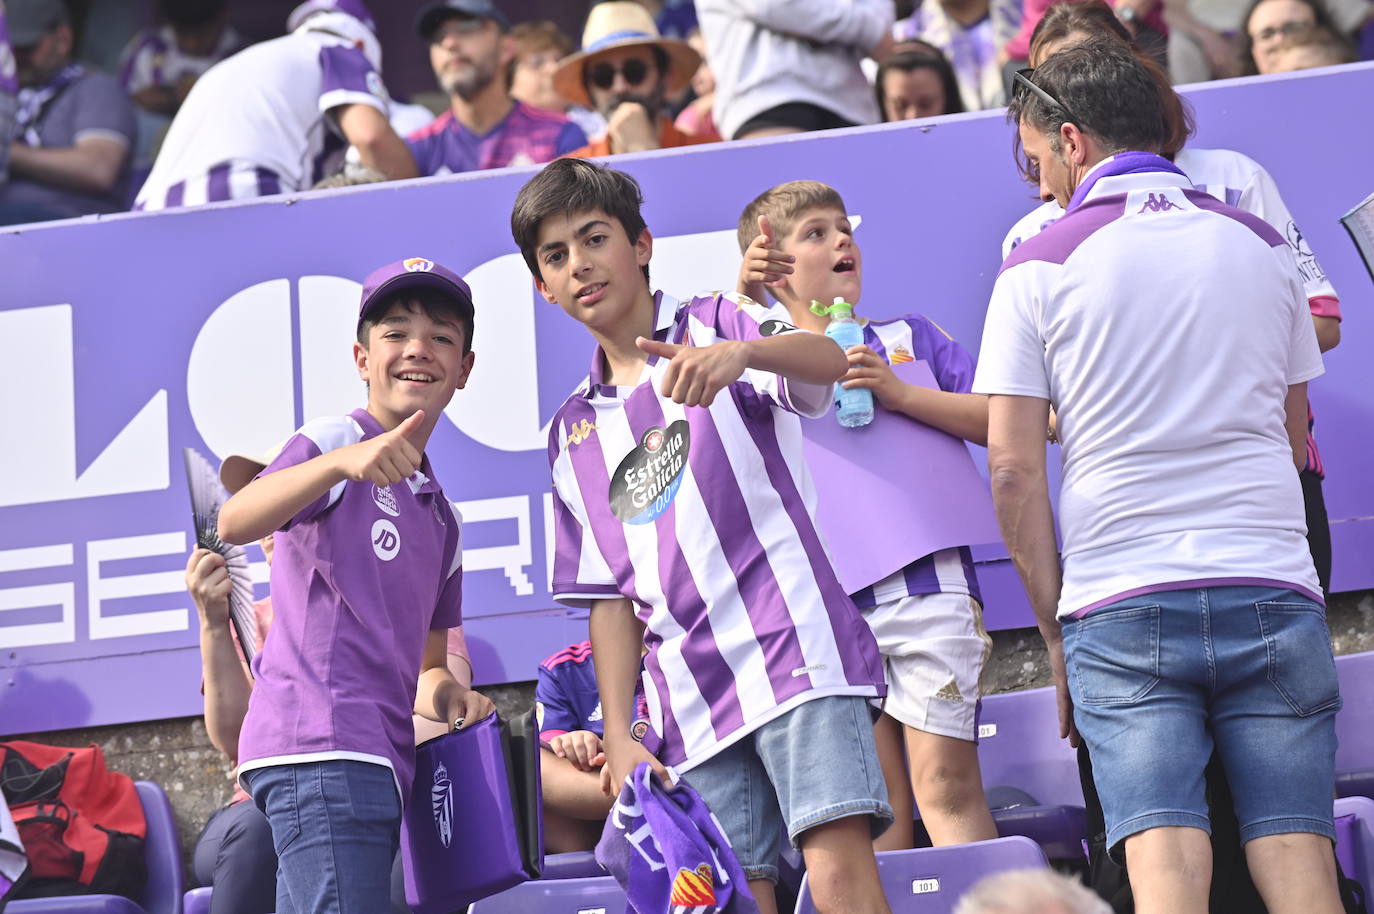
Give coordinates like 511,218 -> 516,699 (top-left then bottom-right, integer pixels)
1012,67 -> 1082,128
588,58 -> 651,91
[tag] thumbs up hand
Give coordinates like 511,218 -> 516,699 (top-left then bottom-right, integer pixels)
737,213 -> 794,305
336,409 -> 427,486
636,337 -> 751,408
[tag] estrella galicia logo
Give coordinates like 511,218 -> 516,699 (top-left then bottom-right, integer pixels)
758,318 -> 798,337
432,761 -> 453,849
609,421 -> 690,525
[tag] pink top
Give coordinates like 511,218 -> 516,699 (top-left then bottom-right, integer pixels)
1004,0 -> 1167,62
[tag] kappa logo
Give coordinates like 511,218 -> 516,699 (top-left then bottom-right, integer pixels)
567,418 -> 599,446
1137,193 -> 1182,214
371,518 -> 401,561
432,761 -> 454,849
372,484 -> 399,517
889,346 -> 915,364
609,421 -> 690,525
669,863 -> 718,913
403,258 -> 434,273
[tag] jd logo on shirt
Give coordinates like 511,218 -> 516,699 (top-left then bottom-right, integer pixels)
609,421 -> 690,525
372,519 -> 401,561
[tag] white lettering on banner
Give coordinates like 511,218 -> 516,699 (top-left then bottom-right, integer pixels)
0,305 -> 168,508
452,496 -> 533,595
87,532 -> 190,639
0,545 -> 76,648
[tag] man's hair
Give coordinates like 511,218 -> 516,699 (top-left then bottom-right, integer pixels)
357,288 -> 475,354
1007,38 -> 1167,159
511,157 -> 651,284
1238,0 -> 1343,74
736,180 -> 847,255
953,868 -> 1111,914
1021,1 -> 1193,169
875,48 -> 966,119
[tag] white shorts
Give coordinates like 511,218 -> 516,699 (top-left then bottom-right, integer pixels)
862,592 -> 992,741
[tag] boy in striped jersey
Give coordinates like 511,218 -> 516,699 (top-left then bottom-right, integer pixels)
512,158 -> 894,914
738,180 -> 997,849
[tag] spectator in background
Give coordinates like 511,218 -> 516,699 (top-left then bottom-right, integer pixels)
0,1 -> 17,185
554,2 -> 711,157
1267,22 -> 1358,66
698,0 -> 893,140
672,28 -> 719,141
508,20 -> 603,140
408,0 -> 585,175
894,0 -> 1019,109
876,45 -> 967,120
120,0 -> 240,119
135,0 -> 415,211
1239,0 -> 1345,71
0,0 -> 135,225
1002,0 -> 1167,77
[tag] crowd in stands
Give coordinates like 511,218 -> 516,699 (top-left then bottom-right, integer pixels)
0,0 -> 1369,224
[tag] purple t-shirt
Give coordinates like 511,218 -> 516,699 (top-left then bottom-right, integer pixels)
547,291 -> 886,772
536,640 -> 660,755
236,409 -> 463,798
406,100 -> 586,176
845,314 -> 983,608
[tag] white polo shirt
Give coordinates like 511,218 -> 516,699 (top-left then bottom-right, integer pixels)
974,154 -> 1325,618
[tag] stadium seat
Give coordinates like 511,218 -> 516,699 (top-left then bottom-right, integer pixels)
1335,651 -> 1374,800
1334,796 -> 1374,892
182,888 -> 212,914
10,781 -> 185,914
467,874 -> 625,913
793,835 -> 1048,913
540,850 -> 605,879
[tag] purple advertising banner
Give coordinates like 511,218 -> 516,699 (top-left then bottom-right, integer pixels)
2,63 -> 1371,735
806,360 -> 1001,594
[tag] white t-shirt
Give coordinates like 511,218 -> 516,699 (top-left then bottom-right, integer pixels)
136,28 -> 388,210
975,156 -> 1324,618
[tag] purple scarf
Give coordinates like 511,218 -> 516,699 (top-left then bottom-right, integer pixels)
596,763 -> 760,914
15,63 -> 84,146
1066,151 -> 1186,213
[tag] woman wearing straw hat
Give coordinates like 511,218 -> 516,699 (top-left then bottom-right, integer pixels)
554,1 -> 716,157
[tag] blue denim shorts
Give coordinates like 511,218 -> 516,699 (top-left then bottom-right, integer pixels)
1063,585 -> 1339,858
679,696 -> 892,882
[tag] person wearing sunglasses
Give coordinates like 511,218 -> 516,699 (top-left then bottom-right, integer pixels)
977,38 -> 1343,914
553,2 -> 714,158
407,0 -> 587,177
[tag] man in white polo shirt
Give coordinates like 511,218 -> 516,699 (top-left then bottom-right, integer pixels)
136,0 -> 416,211
975,39 -> 1341,914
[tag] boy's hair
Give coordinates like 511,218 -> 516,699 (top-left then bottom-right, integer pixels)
736,180 -> 847,255
875,48 -> 966,120
511,157 -> 651,285
357,287 -> 475,354
508,21 -> 574,84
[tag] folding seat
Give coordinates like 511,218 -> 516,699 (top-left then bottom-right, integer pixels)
11,782 -> 185,914
1335,651 -> 1374,800
467,874 -> 625,913
793,835 -> 1048,913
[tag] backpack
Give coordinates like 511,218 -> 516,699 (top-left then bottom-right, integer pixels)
0,742 -> 147,900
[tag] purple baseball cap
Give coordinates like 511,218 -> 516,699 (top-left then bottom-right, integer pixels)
416,0 -> 511,39
358,257 -> 476,332
286,0 -> 376,34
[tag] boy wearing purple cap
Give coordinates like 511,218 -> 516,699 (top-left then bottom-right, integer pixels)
218,257 -> 492,914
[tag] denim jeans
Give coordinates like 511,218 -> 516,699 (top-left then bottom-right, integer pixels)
243,760 -> 401,914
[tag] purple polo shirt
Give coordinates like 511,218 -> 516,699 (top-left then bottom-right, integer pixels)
236,409 -> 463,799
406,100 -> 586,176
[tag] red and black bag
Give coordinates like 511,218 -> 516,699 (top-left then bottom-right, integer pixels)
0,742 -> 147,900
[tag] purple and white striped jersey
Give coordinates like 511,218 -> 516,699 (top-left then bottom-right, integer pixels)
845,315 -> 982,609
135,30 -> 388,211
547,291 -> 886,772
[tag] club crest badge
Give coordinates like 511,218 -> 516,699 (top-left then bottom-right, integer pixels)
404,258 -> 434,273
669,863 -> 718,913
432,761 -> 453,848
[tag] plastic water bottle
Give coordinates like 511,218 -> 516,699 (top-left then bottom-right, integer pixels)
811,298 -> 873,428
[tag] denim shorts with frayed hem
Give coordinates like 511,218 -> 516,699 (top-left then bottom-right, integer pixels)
1063,585 -> 1339,861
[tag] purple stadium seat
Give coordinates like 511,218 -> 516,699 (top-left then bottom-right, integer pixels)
539,850 -> 605,880
794,836 -> 1048,913
1335,651 -> 1374,800
1334,796 -> 1374,891
10,781 -> 185,914
181,888 -> 212,914
467,874 -> 625,913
